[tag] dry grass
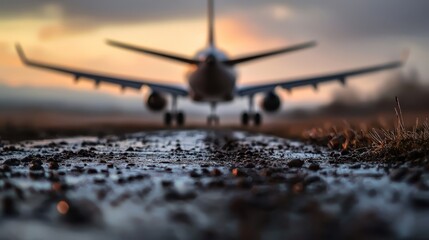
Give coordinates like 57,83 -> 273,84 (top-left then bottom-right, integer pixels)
302,97 -> 429,161
368,98 -> 429,157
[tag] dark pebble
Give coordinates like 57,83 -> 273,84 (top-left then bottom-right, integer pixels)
287,159 -> 304,168
87,168 -> 98,174
49,162 -> 60,170
161,180 -> 173,187
60,199 -> 101,225
389,168 -> 408,181
189,170 -> 201,178
164,190 -> 197,201
350,164 -> 361,169
232,168 -> 247,177
210,168 -> 222,177
308,163 -> 320,171
0,165 -> 11,173
94,178 -> 106,184
29,163 -> 44,171
406,171 -> 422,184
3,159 -> 20,166
341,149 -> 350,156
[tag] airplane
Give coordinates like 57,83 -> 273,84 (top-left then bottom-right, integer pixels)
16,0 -> 405,126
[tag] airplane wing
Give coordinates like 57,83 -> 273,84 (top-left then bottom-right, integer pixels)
236,60 -> 404,96
15,44 -> 188,96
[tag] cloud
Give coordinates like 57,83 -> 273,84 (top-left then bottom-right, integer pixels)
1,0 -> 427,38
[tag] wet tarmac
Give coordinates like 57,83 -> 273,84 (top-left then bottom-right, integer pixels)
0,130 -> 429,240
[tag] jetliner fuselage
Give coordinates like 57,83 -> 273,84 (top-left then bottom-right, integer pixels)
15,0 -> 405,126
188,47 -> 236,102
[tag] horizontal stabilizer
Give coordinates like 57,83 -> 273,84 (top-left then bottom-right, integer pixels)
106,39 -> 200,65
223,41 -> 317,66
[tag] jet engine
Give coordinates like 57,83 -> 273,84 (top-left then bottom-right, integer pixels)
260,91 -> 281,112
146,92 -> 167,112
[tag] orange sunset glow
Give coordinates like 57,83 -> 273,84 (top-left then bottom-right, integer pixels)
0,0 -> 427,117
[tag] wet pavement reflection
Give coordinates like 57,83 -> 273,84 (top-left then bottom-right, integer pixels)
0,130 -> 428,240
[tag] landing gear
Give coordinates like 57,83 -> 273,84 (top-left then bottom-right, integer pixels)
207,102 -> 220,126
254,112 -> 262,126
164,95 -> 186,126
241,95 -> 263,126
176,112 -> 185,126
164,112 -> 173,126
241,112 -> 249,126
207,115 -> 220,125
241,112 -> 262,126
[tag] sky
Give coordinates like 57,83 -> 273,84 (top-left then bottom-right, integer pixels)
0,0 -> 428,115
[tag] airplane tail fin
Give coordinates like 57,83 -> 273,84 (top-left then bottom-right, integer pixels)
208,0 -> 215,47
222,41 -> 317,65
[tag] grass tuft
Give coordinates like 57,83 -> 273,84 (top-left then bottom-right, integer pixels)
303,97 -> 429,161
368,97 -> 429,157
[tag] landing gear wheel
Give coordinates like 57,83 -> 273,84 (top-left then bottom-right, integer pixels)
176,112 -> 185,126
164,112 -> 173,126
241,112 -> 250,126
207,115 -> 220,126
254,113 -> 262,126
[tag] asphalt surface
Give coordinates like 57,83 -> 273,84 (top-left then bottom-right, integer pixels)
0,130 -> 429,240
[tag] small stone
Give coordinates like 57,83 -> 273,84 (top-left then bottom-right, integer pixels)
308,163 -> 320,171
49,162 -> 59,170
29,163 -> 44,171
3,159 -> 20,166
189,170 -> 201,178
390,168 -> 408,182
164,190 -> 197,201
341,149 -> 350,156
0,165 -> 11,173
210,168 -> 222,177
59,199 -> 101,225
287,159 -> 304,168
406,171 -> 422,184
350,164 -> 361,169
94,178 -> 106,184
161,180 -> 173,187
87,168 -> 98,174
232,168 -> 247,177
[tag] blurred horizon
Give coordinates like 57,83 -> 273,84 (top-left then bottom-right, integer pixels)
1,0 -> 429,124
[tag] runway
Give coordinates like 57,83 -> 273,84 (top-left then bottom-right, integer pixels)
0,130 -> 428,239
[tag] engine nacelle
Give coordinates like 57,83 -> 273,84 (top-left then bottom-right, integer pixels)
146,92 -> 167,112
260,91 -> 281,113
